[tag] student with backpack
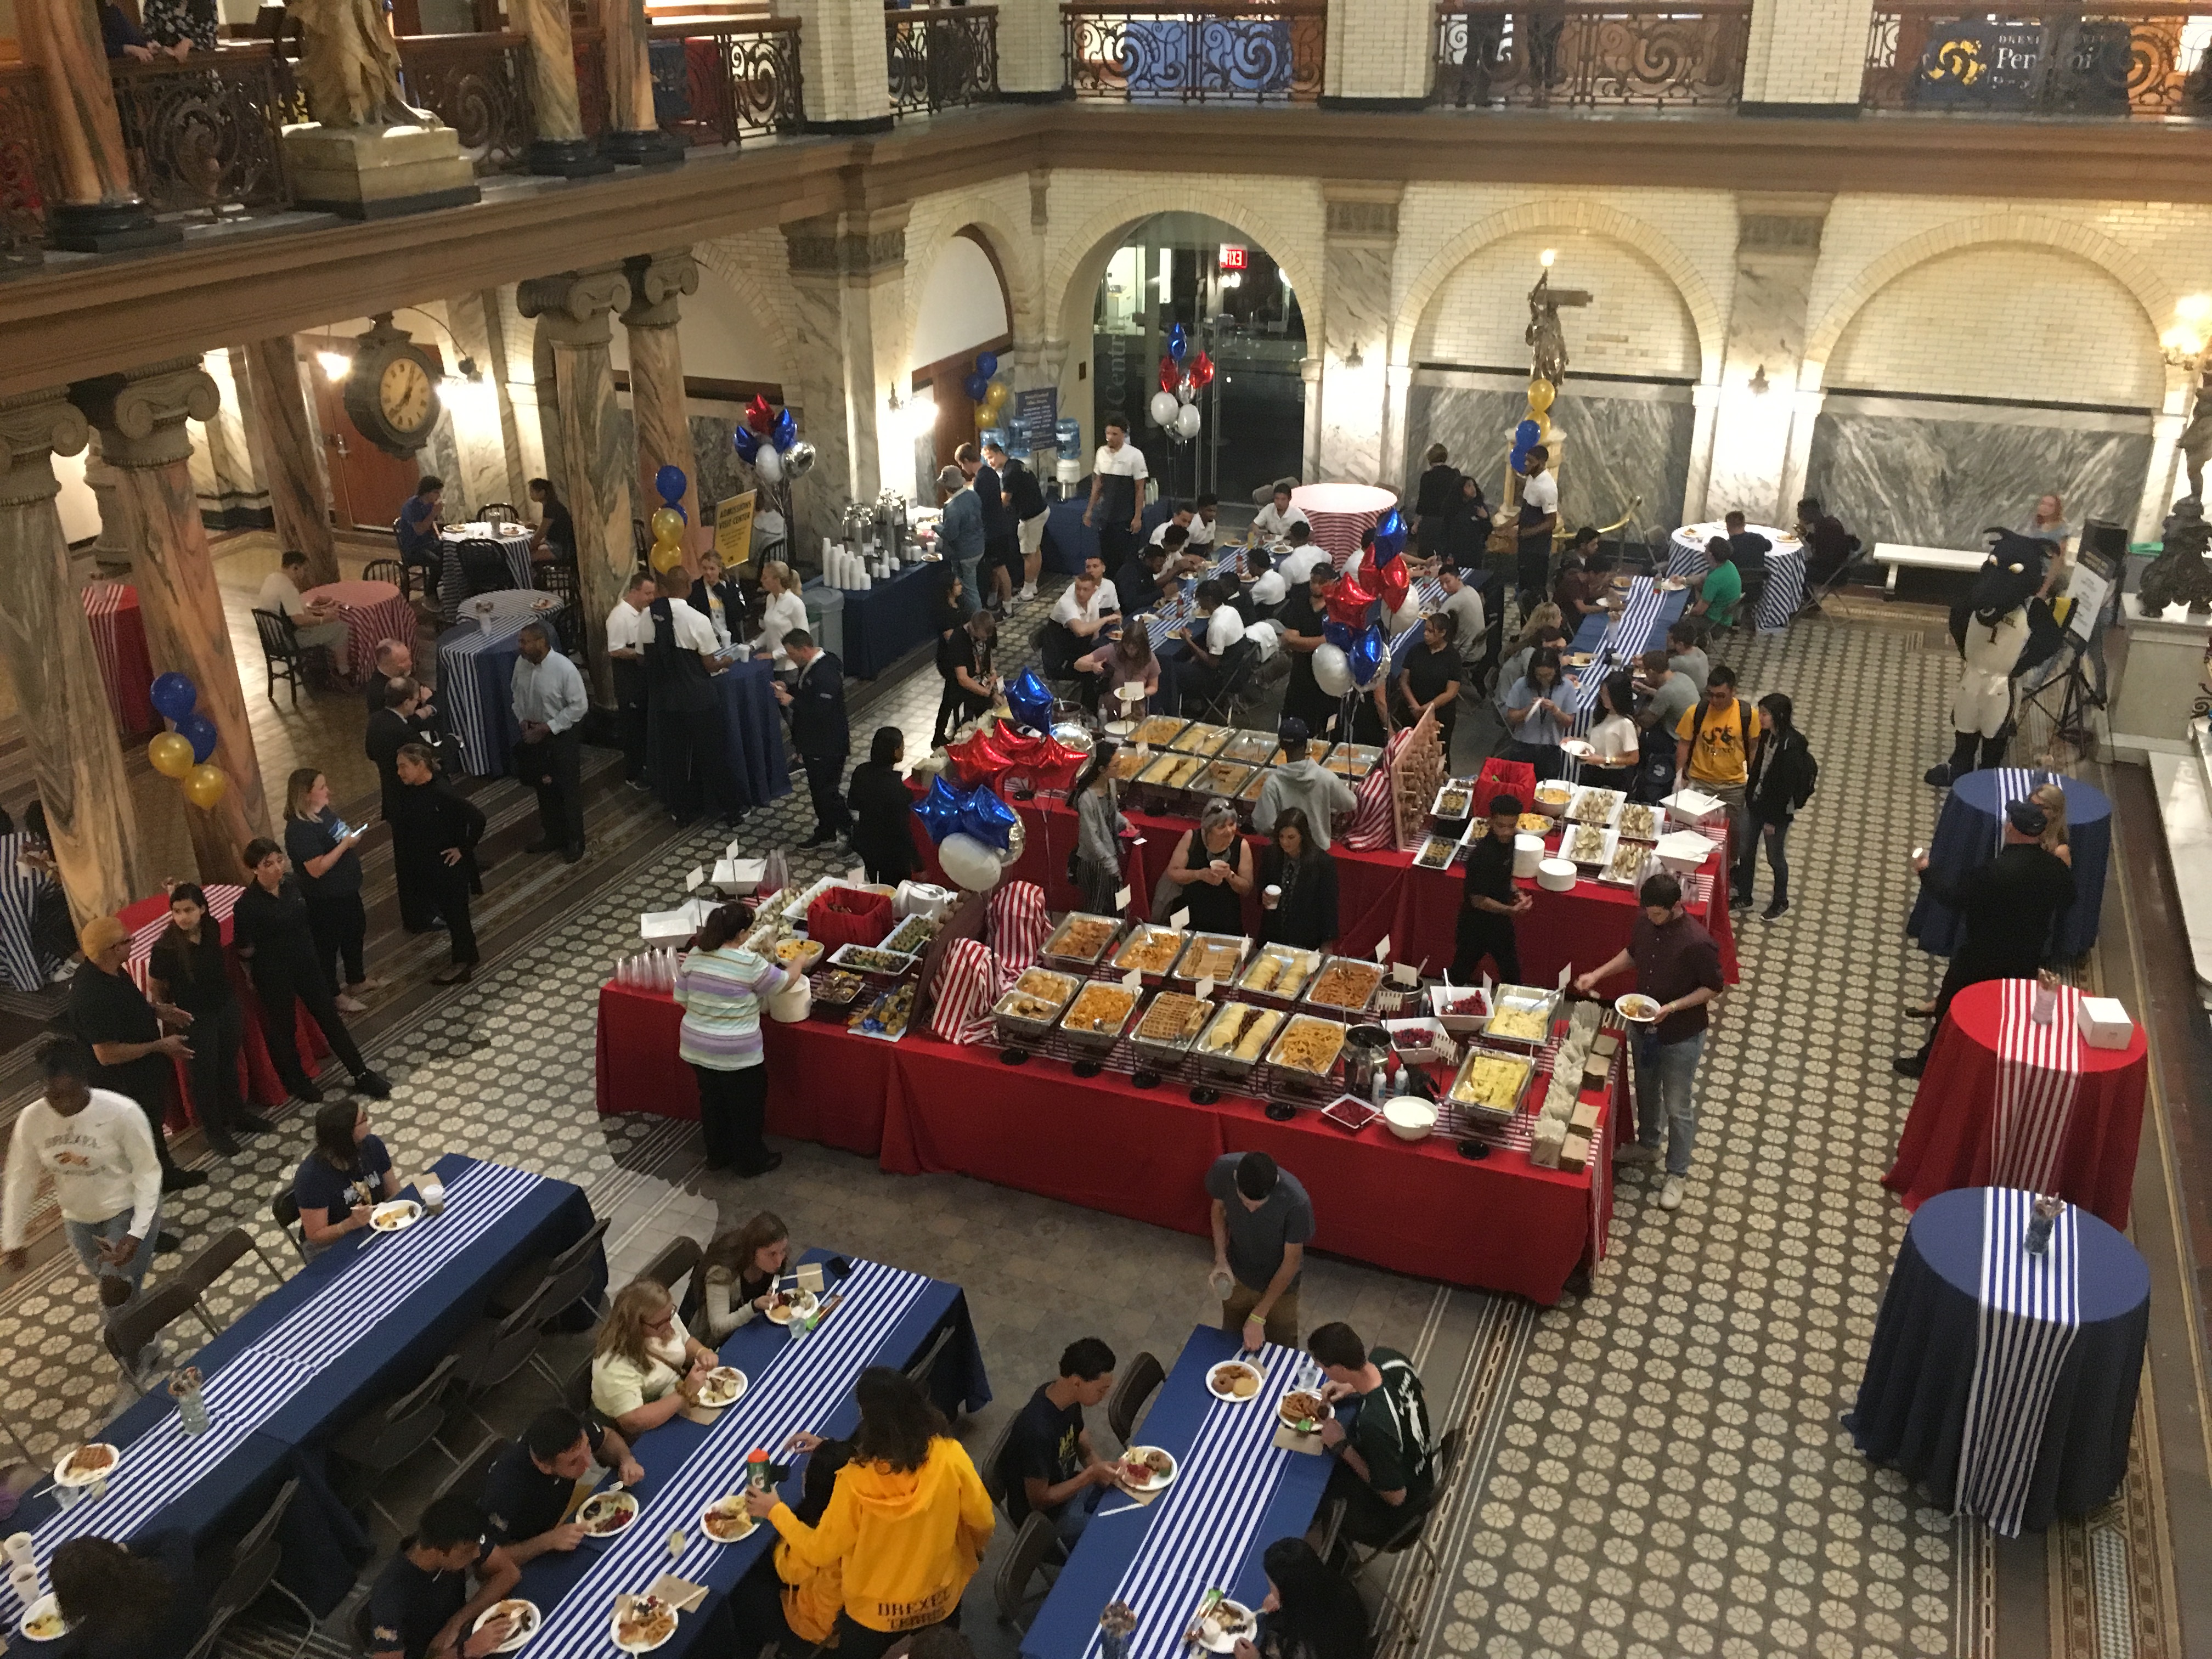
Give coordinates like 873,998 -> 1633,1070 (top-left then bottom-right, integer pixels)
1672,666 -> 1757,910
1745,693 -> 1817,922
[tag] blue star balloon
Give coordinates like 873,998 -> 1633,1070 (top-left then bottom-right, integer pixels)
913,774 -> 964,845
1169,324 -> 1189,364
654,464 -> 686,505
1322,618 -> 1355,650
1372,508 -> 1407,566
956,783 -> 1017,851
1006,668 -> 1054,733
1348,623 -> 1387,689
733,426 -> 761,464
772,408 -> 797,452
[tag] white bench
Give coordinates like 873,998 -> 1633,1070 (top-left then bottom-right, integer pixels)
1871,541 -> 1987,599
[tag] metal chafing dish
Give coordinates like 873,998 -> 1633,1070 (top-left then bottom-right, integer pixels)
1238,944 -> 1322,1003
1189,1002 -> 1288,1078
1130,990 -> 1216,1063
1445,1043 -> 1536,1120
1483,984 -> 1560,1047
1111,923 -> 1187,979
1303,956 -> 1385,1017
1041,912 -> 1120,968
1267,1013 -> 1350,1094
1171,932 -> 1247,986
992,968 -> 1082,1042
1057,981 -> 1142,1053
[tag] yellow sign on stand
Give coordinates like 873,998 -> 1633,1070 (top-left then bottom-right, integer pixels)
715,491 -> 757,572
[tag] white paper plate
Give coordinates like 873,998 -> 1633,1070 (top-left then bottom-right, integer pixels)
693,1367 -> 747,1409
765,1292 -> 819,1327
1116,1446 -> 1178,1493
17,1594 -> 69,1642
471,1598 -> 540,1653
698,1496 -> 759,1544
610,1598 -> 679,1654
575,1488 -> 640,1538
1206,1360 -> 1263,1403
53,1442 -> 119,1488
1615,994 -> 1663,1024
370,1200 -> 422,1233
1196,1599 -> 1257,1653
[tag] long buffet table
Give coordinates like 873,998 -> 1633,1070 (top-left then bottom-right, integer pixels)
596,980 -> 1627,1305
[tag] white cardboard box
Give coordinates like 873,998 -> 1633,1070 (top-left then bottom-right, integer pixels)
640,897 -> 715,943
1663,789 -> 1726,829
2079,995 -> 2135,1049
712,857 -> 766,894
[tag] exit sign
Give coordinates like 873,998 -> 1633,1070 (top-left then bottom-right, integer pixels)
1218,245 -> 1246,271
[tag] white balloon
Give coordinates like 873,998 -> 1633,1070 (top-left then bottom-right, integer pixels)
1313,642 -> 1353,698
938,832 -> 1006,893
1149,390 -> 1180,428
1174,404 -> 1202,439
754,444 -> 783,484
1251,570 -> 1286,606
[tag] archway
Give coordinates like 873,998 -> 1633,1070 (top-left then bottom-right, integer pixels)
906,228 -> 1014,493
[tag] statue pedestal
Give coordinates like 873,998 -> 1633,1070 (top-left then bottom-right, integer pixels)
281,122 -> 481,219
2109,591 -> 2211,763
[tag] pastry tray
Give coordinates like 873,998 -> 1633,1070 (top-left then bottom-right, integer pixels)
1189,1003 -> 1286,1075
1304,956 -> 1385,1016
1598,840 -> 1658,888
1431,781 -> 1477,822
1042,912 -> 1121,967
1112,923 -> 1188,978
826,943 -> 920,976
1172,932 -> 1248,985
1413,834 -> 1459,870
991,968 -> 1083,1040
1565,787 -> 1624,829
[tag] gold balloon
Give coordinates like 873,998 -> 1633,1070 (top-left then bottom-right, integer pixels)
148,732 -> 194,779
182,763 -> 227,810
650,506 -> 685,543
1535,414 -> 1555,444
1526,377 -> 1555,416
981,382 -> 1010,416
650,543 -> 686,574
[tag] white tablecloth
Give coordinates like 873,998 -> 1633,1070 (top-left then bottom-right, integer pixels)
1666,522 -> 1804,634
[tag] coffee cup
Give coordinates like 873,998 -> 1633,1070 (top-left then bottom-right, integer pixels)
1262,885 -> 1281,910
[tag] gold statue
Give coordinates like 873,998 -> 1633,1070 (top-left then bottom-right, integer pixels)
1526,270 -> 1570,387
289,0 -> 421,128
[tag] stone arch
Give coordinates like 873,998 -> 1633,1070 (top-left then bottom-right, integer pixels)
902,199 -> 1040,365
1392,201 -> 1726,383
1802,213 -> 2174,395
690,237 -> 800,386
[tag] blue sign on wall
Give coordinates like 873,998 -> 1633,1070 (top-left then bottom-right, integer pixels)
1011,387 -> 1060,452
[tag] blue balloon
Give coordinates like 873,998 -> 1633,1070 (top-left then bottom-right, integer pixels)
963,371 -> 990,402
1348,623 -> 1387,689
1006,667 -> 1054,733
177,712 -> 218,764
956,784 -> 1017,851
732,426 -> 761,464
149,672 -> 196,723
772,408 -> 797,452
1510,444 -> 1531,475
1372,508 -> 1407,566
1322,618 -> 1355,650
913,775 -> 965,845
975,352 -> 1000,379
1515,419 -> 1541,447
654,464 -> 686,505
1169,324 -> 1189,364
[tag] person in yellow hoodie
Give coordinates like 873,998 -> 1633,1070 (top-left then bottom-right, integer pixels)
773,1437 -> 853,1646
747,1368 -> 995,1659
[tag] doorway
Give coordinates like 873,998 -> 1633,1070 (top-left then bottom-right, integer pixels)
309,366 -> 423,532
1091,213 -> 1306,507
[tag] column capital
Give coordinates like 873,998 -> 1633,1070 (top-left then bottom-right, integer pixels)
1323,182 -> 1403,246
0,388 -> 91,506
518,266 -> 634,348
783,212 -> 909,280
68,358 -> 218,469
622,249 -> 701,330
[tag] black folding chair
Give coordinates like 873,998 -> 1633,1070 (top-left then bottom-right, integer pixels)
992,1511 -> 1060,1632
329,1353 -> 464,1531
173,1226 -> 290,1323
458,537 -> 514,600
182,1476 -> 314,1659
1189,635 -> 1261,726
270,1187 -> 308,1262
1345,1425 -> 1464,1583
104,1279 -> 205,1391
1105,1350 -> 1165,1451
427,1430 -> 510,1510
901,1322 -> 956,1401
450,1298 -> 550,1435
251,608 -> 308,708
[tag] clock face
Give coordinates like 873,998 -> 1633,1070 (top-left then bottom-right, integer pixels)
379,356 -> 434,432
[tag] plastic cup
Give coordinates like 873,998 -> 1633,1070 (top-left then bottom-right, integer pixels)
1208,1268 -> 1234,1300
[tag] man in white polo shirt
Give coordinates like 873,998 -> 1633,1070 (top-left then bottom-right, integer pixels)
1276,521 -> 1332,588
1084,417 -> 1149,572
1252,481 -> 1310,545
1171,578 -> 1246,714
1051,569 -> 1120,641
603,569 -> 657,788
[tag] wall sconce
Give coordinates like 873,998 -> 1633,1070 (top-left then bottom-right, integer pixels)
315,350 -> 351,379
2162,296 -> 2211,369
1344,343 -> 1365,370
1748,363 -> 1769,396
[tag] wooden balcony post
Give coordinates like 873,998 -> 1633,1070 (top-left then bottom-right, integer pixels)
13,0 -> 179,251
600,0 -> 685,162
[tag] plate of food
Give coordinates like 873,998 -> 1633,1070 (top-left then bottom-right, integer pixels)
17,1593 -> 70,1643
1195,1598 -> 1257,1652
1413,835 -> 1458,870
1117,1445 -> 1177,1493
1658,575 -> 1688,591
611,1593 -> 679,1653
577,1489 -> 641,1538
1564,652 -> 1596,670
1515,812 -> 1552,834
693,1365 -> 747,1408
54,1441 -> 119,1487
1206,1360 -> 1264,1402
1278,1389 -> 1330,1433
1600,841 -> 1651,886
764,1288 -> 821,1326
1559,737 -> 1595,759
1562,822 -> 1613,866
1616,993 -> 1664,1024
370,1199 -> 422,1233
700,1494 -> 758,1543
471,1598 -> 540,1654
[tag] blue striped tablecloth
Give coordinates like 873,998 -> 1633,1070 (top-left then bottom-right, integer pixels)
438,526 -> 535,622
0,833 -> 64,991
1906,768 -> 2110,961
1024,1328 -> 1339,1659
436,611 -> 553,778
1664,527 -> 1805,634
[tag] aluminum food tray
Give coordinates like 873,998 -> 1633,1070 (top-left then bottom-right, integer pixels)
1111,924 -> 1187,979
1304,956 -> 1386,1017
1171,932 -> 1247,986
1444,1045 -> 1535,1120
826,943 -> 921,977
1056,985 -> 1142,1053
1041,912 -> 1121,968
1267,1013 -> 1349,1085
1237,944 -> 1321,1004
1483,984 -> 1559,1047
1128,991 -> 1216,1063
991,969 -> 1082,1041
1188,1002 -> 1287,1077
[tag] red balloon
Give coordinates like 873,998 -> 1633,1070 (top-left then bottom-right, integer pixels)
1327,567 -> 1378,627
1158,357 -> 1178,394
1378,555 -> 1410,613
1189,351 -> 1216,391
745,394 -> 774,435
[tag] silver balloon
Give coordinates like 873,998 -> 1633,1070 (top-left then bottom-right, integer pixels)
782,439 -> 817,480
997,812 -> 1026,869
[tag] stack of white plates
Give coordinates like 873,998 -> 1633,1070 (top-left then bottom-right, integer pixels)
1511,833 -> 1545,879
1537,857 -> 1577,893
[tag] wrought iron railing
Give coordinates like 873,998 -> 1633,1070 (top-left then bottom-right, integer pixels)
647,16 -> 805,143
399,32 -> 536,173
886,5 -> 1000,115
109,46 -> 291,217
1861,5 -> 2212,114
1063,2 -> 1324,103
1432,3 -> 1749,109
0,65 -> 60,255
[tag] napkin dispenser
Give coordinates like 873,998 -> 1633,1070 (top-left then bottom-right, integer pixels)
895,881 -> 956,921
2078,995 -> 2134,1049
712,857 -> 766,895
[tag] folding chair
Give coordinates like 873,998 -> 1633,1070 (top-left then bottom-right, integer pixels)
174,1227 -> 290,1319
979,1413 -> 1017,1520
330,1356 -> 465,1530
427,1430 -> 510,1510
270,1187 -> 308,1262
1105,1351 -> 1164,1451
901,1322 -> 956,1401
450,1298 -> 550,1436
103,1280 -> 205,1391
1345,1426 -> 1463,1584
991,1511 -> 1061,1632
182,1477 -> 315,1659
1190,635 -> 1261,727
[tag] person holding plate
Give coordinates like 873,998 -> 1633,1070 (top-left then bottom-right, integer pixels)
479,1407 -> 644,1563
1306,1322 -> 1436,1549
999,1337 -> 1120,1547
590,1278 -> 720,1438
293,1098 -> 402,1255
366,1494 -> 520,1659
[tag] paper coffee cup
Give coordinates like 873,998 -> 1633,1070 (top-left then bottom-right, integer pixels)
3,1533 -> 32,1571
1262,885 -> 1281,909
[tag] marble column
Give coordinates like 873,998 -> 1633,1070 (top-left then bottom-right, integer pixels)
518,266 -> 635,700
0,390 -> 148,922
487,285 -> 551,488
1380,360 -> 1415,492
1320,0 -> 1434,109
12,0 -> 178,252
72,360 -> 273,883
83,430 -> 136,579
1316,184 -> 1399,487
241,336 -> 341,586
1775,388 -> 1826,528
510,0 -> 616,176
2138,409 -> 2187,542
781,211 -> 909,551
600,0 -> 684,163
771,0 -> 894,131
187,349 -> 272,532
1701,194 -> 1829,524
622,249 -> 702,554
1682,382 -> 1721,523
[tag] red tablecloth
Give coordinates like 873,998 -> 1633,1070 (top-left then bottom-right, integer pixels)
1290,483 -> 1397,567
906,797 -> 1737,993
303,579 -> 415,686
595,979 -> 1624,1304
118,888 -> 332,1122
83,582 -> 155,736
1883,978 -> 2146,1228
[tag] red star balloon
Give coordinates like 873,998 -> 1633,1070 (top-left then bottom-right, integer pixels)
1158,357 -> 1178,394
744,394 -> 774,435
1376,555 -> 1410,613
1189,351 -> 1216,391
1327,566 -> 1378,627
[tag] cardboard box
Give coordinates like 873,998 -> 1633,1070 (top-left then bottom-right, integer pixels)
1570,1098 -> 1602,1134
2079,996 -> 2135,1049
1664,789 -> 1726,830
1558,1131 -> 1590,1172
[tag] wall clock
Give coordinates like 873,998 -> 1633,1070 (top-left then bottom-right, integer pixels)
342,314 -> 444,456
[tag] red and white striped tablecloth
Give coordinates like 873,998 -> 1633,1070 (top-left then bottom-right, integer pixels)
1291,482 -> 1398,568
82,581 -> 156,735
304,579 -> 415,687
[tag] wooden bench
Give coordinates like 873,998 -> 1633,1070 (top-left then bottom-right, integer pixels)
1871,541 -> 1987,599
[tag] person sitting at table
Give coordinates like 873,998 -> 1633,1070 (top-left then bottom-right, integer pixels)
46,1531 -> 203,1659
940,610 -> 999,740
527,476 -> 573,564
1503,646 -> 1570,780
1002,1337 -> 1119,1548
591,1277 -> 720,1437
367,1494 -> 520,1659
388,746 -> 487,985
1118,535 -> 1183,620
1252,719 -> 1354,851
1493,609 -> 1565,720
744,1367 -> 995,1659
673,901 -> 791,1177
697,1209 -> 795,1339
1687,537 -> 1742,628
67,915 -> 200,1192
751,560 -> 809,674
1581,670 -> 1641,794
1231,1537 -> 1369,1659
1552,533 -> 1608,624
1207,1151 -> 1312,1350
512,622 -> 589,864
687,548 -> 749,651
849,727 -> 923,888
1724,509 -> 1772,606
285,768 -> 376,1012
1076,625 -> 1159,720
479,1407 -> 644,1563
1165,798 -> 1253,934
257,549 -> 348,659
292,1097 -> 400,1253
1894,796 -> 2075,1075
1050,568 -> 1118,656
1793,495 -> 1859,613
366,678 -> 448,825
1452,796 -> 1529,985
1069,746 -> 1132,916
1171,579 -> 1245,714
1274,520 -> 1331,588
147,882 -> 274,1157
1306,1320 -> 1437,1549
1251,479 -> 1310,546
1666,620 -> 1710,696
393,475 -> 447,587
2032,781 -> 2071,864
1256,808 -> 1337,952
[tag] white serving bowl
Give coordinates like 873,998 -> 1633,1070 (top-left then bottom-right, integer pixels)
1533,783 -> 1574,819
1381,1096 -> 1438,1142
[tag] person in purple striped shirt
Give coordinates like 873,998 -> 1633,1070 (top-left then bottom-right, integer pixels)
673,902 -> 792,1176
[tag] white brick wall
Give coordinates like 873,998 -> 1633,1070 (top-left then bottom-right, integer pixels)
1741,0 -> 1877,104
1409,227 -> 1705,379
1323,0 -> 1435,101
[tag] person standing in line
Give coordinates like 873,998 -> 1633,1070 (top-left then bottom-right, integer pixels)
673,902 -> 791,1177
1513,445 -> 1559,622
1633,649 -> 1696,802
848,727 -> 921,887
283,769 -> 376,1010
67,915 -> 201,1192
963,442 -> 1018,614
1252,718 -> 1356,849
2,1039 -> 165,1370
776,629 -> 850,849
1069,746 -> 1130,916
511,622 -> 589,862
1673,665 -> 1757,909
1744,692 -> 1816,922
236,839 -> 396,1090
1453,797 -> 1529,985
1503,646 -> 1571,780
1205,1150 -> 1313,1350
1083,417 -> 1149,573
750,560 -> 809,676
606,570 -> 658,790
941,610 -> 1000,736
1665,620 -> 1709,695
1576,872 -> 1724,1212
1582,670 -> 1641,794
146,883 -> 275,1156
1382,611 -> 1465,756
1256,808 -> 1338,953
935,465 -> 986,616
387,748 -> 486,986
1412,443 -> 1462,558
985,439 -> 1049,602
647,575 -> 736,824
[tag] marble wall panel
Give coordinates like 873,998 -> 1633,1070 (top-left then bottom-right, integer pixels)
1407,382 -> 1692,536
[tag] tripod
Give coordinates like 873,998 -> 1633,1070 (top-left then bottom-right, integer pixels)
2017,629 -> 2102,765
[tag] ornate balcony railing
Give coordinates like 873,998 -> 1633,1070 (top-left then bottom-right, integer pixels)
1063,2 -> 1324,103
1433,3 -> 1749,109
647,16 -> 806,143
109,46 -> 291,217
0,65 -> 61,257
1861,5 -> 2212,115
887,5 -> 1000,115
398,32 -> 537,173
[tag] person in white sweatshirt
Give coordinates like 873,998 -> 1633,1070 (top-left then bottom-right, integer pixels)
3,1037 -> 164,1351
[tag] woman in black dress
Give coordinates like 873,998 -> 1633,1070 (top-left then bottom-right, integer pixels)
1161,797 -> 1252,935
145,883 -> 273,1155
1255,809 -> 1338,952
846,726 -> 921,886
234,840 -> 390,1102
1411,443 -> 1462,560
387,743 -> 487,985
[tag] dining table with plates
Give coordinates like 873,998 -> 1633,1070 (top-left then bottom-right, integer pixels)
437,521 -> 537,619
1907,767 -> 2110,961
1664,521 -> 1805,633
299,578 -> 415,686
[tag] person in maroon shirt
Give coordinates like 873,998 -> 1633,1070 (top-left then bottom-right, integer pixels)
1573,872 -> 1723,1212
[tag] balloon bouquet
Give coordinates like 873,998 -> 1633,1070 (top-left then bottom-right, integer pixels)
911,772 -> 1024,895
731,396 -> 815,541
645,464 -> 690,579
1146,325 -> 1212,448
145,673 -> 229,810
963,352 -> 1012,438
1307,509 -> 1412,737
1510,376 -> 1555,481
